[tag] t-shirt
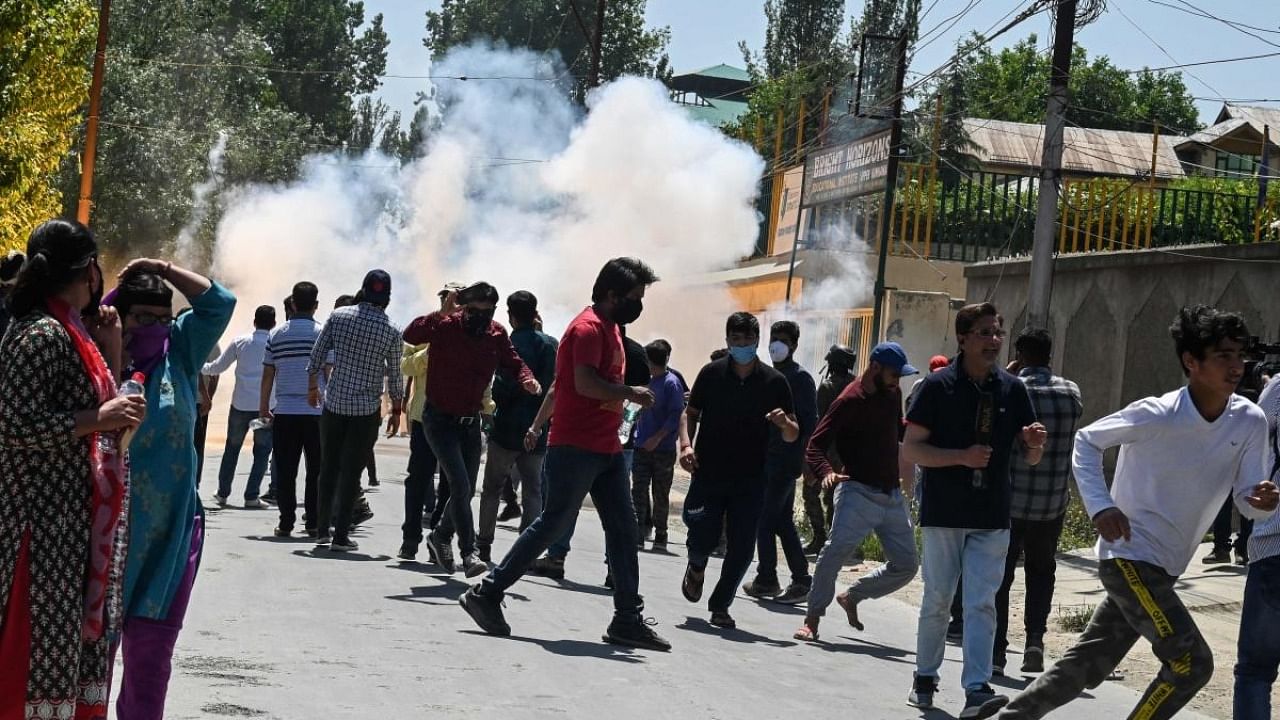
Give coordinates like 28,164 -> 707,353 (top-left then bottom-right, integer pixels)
548,306 -> 625,454
634,371 -> 685,453
688,356 -> 795,485
263,317 -> 324,416
767,360 -> 818,479
906,357 -> 1037,529
807,377 -> 903,493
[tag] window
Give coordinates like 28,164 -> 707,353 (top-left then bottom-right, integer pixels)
1215,151 -> 1259,178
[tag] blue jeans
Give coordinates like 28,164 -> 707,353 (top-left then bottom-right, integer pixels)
1236,554 -> 1280,719
217,407 -> 273,500
422,408 -> 482,557
483,446 -> 642,618
808,481 -> 918,615
916,526 -> 1010,691
546,448 -> 633,560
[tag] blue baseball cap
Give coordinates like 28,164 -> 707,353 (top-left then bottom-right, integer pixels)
869,342 -> 919,376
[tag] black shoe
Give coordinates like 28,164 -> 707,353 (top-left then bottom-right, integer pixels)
774,583 -> 810,605
273,526 -> 292,538
652,533 -> 668,550
603,616 -> 671,651
947,622 -> 964,644
459,585 -> 509,636
497,503 -> 522,522
369,477 -> 380,487
741,579 -> 782,599
329,538 -> 359,553
397,544 -> 417,561
351,504 -> 374,527
960,685 -> 1008,719
305,528 -> 318,538
1236,549 -> 1249,566
803,537 -> 826,556
316,534 -> 332,546
1021,645 -> 1045,673
992,662 -> 1006,678
426,532 -> 455,573
907,674 -> 938,709
709,611 -> 736,629
604,572 -> 614,590
1203,548 -> 1232,564
477,545 -> 492,565
261,493 -> 278,504
462,555 -> 490,579
528,555 -> 565,580
682,564 -> 705,603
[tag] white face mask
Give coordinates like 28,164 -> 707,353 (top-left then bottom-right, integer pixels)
769,340 -> 791,363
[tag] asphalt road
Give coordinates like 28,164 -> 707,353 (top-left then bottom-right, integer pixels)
120,439 -> 1211,720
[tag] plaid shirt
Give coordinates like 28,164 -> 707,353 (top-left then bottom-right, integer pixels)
1009,366 -> 1083,521
308,303 -> 404,416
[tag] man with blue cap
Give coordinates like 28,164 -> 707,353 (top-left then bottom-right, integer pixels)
793,341 -> 919,643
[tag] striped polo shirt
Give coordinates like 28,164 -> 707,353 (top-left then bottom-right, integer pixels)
1251,375 -> 1280,564
264,317 -> 324,416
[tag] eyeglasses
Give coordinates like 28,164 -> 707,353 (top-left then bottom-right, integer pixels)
966,328 -> 1008,339
130,311 -> 174,327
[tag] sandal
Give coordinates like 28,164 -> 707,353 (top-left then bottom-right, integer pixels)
793,624 -> 819,642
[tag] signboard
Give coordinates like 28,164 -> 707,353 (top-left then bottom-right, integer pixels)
801,129 -> 892,207
772,164 -> 808,257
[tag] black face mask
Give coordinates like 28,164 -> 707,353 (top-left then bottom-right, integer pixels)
463,308 -> 495,336
613,297 -> 643,326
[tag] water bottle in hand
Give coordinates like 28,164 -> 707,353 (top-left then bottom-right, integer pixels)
617,400 -> 640,444
100,372 -> 146,454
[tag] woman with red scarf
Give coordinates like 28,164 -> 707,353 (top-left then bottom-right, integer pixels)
0,220 -> 146,720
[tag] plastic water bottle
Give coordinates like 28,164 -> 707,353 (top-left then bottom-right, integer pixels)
617,400 -> 640,444
248,417 -> 273,432
99,372 -> 146,454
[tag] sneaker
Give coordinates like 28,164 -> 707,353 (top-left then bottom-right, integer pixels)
947,622 -> 965,644
213,494 -> 228,508
426,533 -> 455,573
1202,548 -> 1232,564
742,579 -> 782,599
652,533 -> 668,550
709,611 -> 736,629
992,663 -> 1006,678
682,564 -> 705,603
477,545 -> 492,565
604,572 -> 614,590
351,504 -> 374,527
907,674 -> 938,709
528,555 -> 565,580
1021,645 -> 1045,673
774,583 -> 810,605
1236,549 -> 1248,566
368,477 -> 380,487
459,585 -> 509,636
316,534 -> 332,546
260,492 -> 277,504
497,503 -> 522,522
603,616 -> 672,651
273,526 -> 291,538
243,498 -> 269,509
396,544 -> 417,562
960,685 -> 1009,719
462,555 -> 489,579
803,537 -> 826,556
330,538 -> 359,552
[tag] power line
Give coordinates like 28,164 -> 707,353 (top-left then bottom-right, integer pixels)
1147,0 -> 1280,46
1126,50 -> 1280,74
108,54 -> 586,82
1111,0 -> 1226,99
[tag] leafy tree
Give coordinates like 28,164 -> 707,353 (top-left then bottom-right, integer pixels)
0,0 -> 96,252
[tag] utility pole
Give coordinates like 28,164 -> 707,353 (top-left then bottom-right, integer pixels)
869,33 -> 910,342
77,0 -> 112,226
569,0 -> 607,89
1025,0 -> 1077,331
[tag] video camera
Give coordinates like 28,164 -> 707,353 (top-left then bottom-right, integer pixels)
1242,336 -> 1280,400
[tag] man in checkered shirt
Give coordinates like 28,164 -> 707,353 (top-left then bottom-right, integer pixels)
993,328 -> 1083,675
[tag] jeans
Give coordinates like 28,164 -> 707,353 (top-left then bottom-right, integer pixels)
194,412 -> 209,486
482,446 -> 642,619
1236,554 -> 1280,719
317,410 -> 380,542
478,441 -> 545,549
401,420 -> 439,548
631,448 -> 676,539
808,482 -> 917,616
1002,559 -> 1213,720
916,526 -> 1010,691
422,407 -> 483,558
547,449 -> 633,560
1213,496 -> 1253,555
271,414 -> 321,532
216,407 -> 273,500
995,515 -> 1065,664
753,471 -> 812,587
683,476 -> 766,613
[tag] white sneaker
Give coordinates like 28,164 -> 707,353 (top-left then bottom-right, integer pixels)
213,494 -> 228,507
243,498 -> 268,509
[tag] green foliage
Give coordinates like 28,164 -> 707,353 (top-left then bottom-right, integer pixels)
0,0 -> 96,253
1058,488 -> 1097,552
1057,603 -> 1095,633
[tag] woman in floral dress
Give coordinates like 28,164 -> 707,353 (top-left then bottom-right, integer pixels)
0,220 -> 146,720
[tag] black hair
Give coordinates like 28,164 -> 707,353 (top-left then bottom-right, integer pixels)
1015,328 -> 1053,367
115,268 -> 173,317
506,290 -> 537,326
1170,304 -> 1250,376
7,220 -> 97,319
645,339 -> 672,366
591,257 -> 659,303
333,294 -> 356,309
771,320 -> 800,346
254,305 -> 277,330
709,348 -> 729,362
292,282 -> 319,312
1,251 -> 25,283
726,311 -> 759,338
459,281 -> 499,305
955,302 -> 1002,336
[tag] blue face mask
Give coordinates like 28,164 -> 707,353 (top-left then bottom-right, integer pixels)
728,343 -> 758,365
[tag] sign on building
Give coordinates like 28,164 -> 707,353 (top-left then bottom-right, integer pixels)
801,129 -> 892,207
773,165 -> 808,256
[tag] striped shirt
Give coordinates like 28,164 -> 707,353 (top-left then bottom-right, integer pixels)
308,303 -> 404,417
1250,375 -> 1280,563
1009,367 -> 1084,520
264,317 -> 324,416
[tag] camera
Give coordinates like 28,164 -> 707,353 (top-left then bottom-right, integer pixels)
1242,336 -> 1280,401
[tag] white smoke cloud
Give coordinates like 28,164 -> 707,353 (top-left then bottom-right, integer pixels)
212,43 -> 767,370
174,131 -> 228,269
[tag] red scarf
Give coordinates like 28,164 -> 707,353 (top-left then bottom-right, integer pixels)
45,297 -> 125,642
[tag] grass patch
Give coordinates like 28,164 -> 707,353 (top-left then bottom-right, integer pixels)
1057,603 -> 1095,633
1057,488 -> 1096,553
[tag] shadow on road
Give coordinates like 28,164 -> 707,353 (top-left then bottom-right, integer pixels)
464,631 -> 646,664
288,549 -> 392,562
813,635 -> 914,665
242,534 -> 315,544
675,616 -> 797,648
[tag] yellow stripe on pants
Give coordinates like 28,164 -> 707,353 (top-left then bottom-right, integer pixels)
1115,558 -> 1174,638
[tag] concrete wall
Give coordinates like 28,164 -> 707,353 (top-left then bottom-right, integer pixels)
964,243 -> 1280,425
885,289 -> 956,397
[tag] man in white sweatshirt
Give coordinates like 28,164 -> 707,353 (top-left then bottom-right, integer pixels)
998,305 -> 1279,720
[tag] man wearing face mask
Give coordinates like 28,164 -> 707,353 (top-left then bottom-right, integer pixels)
743,320 -> 818,604
402,281 -> 539,578
678,312 -> 799,630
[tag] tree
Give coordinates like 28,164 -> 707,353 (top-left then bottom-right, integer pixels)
0,0 -> 96,252
424,0 -> 671,100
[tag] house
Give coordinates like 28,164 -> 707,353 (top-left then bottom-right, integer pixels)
1174,103 -> 1280,178
667,64 -> 752,128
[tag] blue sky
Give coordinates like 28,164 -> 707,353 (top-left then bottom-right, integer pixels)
365,0 -> 1280,127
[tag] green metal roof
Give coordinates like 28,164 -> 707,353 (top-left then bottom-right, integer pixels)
676,64 -> 751,82
682,98 -> 750,128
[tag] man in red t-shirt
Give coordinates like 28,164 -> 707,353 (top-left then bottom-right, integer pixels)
460,258 -> 672,652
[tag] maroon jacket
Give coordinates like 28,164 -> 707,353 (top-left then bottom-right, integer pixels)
402,310 -> 533,417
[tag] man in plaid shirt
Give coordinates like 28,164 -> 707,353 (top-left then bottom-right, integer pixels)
994,329 -> 1083,675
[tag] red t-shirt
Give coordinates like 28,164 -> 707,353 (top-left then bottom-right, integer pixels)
548,306 -> 625,454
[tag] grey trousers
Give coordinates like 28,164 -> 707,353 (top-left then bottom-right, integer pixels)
477,441 -> 545,549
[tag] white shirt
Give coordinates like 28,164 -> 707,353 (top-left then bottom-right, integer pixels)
203,329 -> 275,412
1249,376 -> 1280,562
1074,386 -> 1273,576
